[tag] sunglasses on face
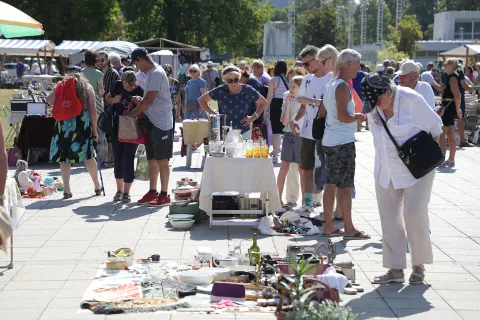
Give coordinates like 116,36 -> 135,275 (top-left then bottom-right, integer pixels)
302,57 -> 316,68
189,70 -> 198,74
320,56 -> 331,66
226,78 -> 240,84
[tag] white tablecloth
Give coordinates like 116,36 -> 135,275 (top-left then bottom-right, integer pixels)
4,177 -> 25,230
199,157 -> 281,215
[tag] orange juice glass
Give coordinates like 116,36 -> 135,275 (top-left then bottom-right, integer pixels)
246,149 -> 253,158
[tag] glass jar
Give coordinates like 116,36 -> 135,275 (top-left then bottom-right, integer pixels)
253,141 -> 260,158
245,140 -> 254,158
260,139 -> 269,158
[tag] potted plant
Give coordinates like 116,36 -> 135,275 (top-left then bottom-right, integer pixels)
273,256 -> 358,320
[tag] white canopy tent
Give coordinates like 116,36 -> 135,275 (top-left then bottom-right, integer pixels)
0,39 -> 56,74
150,50 -> 176,75
90,41 -> 138,58
55,40 -> 101,56
439,44 -> 480,61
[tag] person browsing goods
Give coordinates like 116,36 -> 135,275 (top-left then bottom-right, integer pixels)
396,60 -> 435,110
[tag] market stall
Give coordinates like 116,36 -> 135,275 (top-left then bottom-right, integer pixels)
0,39 -> 56,75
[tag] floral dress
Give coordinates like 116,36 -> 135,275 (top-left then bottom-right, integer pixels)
49,102 -> 95,164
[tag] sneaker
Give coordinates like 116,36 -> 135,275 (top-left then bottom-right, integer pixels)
409,265 -> 425,285
284,201 -> 297,209
372,269 -> 405,284
148,194 -> 171,207
138,191 -> 158,205
113,191 -> 122,202
272,156 -> 278,163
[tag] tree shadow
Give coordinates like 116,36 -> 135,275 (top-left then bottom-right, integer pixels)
351,242 -> 383,252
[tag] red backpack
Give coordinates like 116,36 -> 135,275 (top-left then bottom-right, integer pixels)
52,77 -> 84,121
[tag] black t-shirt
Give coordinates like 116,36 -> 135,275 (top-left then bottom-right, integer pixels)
110,80 -> 144,134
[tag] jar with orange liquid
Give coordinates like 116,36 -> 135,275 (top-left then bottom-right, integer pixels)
245,140 -> 253,158
260,139 -> 269,158
253,141 -> 261,158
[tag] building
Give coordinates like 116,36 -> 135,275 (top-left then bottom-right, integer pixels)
415,11 -> 480,68
263,22 -> 293,61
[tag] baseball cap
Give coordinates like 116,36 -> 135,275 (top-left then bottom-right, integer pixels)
130,47 -> 149,65
375,64 -> 384,72
395,60 -> 419,75
206,61 -> 214,67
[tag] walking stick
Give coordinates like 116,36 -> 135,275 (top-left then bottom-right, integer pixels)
93,140 -> 106,196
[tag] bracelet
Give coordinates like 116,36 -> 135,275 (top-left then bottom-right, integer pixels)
254,112 -> 259,118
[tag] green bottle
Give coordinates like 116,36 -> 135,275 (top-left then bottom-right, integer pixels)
248,233 -> 261,266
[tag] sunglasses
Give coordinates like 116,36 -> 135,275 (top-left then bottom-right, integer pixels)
226,78 -> 240,84
189,70 -> 198,73
302,57 -> 316,68
320,56 -> 331,66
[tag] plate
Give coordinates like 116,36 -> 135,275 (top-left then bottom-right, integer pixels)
168,214 -> 195,220
210,152 -> 225,157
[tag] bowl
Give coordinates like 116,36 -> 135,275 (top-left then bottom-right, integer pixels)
177,270 -> 215,285
201,267 -> 231,281
169,219 -> 195,229
167,214 -> 195,220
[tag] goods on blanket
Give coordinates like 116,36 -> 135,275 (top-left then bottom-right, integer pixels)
211,282 -> 246,302
176,270 -> 215,285
106,257 -> 126,270
114,248 -> 134,267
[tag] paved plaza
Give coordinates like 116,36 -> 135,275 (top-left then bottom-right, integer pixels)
1,131 -> 480,320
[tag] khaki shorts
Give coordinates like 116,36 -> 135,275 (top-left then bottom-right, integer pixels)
300,137 -> 316,170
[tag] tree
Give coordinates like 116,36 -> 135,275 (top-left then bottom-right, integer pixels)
389,14 -> 423,57
377,41 -> 409,62
3,0 -> 122,44
296,4 -> 345,50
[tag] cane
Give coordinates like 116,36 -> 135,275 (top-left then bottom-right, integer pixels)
93,140 -> 106,196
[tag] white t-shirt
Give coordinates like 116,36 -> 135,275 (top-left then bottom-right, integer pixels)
143,64 -> 173,131
414,81 -> 435,110
420,71 -> 434,85
297,72 -> 335,140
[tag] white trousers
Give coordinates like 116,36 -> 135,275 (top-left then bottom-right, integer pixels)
285,163 -> 300,203
375,171 -> 435,269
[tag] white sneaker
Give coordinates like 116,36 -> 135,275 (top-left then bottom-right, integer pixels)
272,156 -> 278,163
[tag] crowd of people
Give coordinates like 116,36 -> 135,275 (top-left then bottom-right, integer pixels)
43,42 -> 475,285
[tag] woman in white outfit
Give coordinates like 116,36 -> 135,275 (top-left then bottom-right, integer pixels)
361,73 -> 443,284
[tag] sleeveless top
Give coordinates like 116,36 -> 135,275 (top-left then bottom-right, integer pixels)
442,72 -> 459,100
273,75 -> 289,99
322,79 -> 357,147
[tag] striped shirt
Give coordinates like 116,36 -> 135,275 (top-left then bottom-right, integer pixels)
103,68 -> 120,107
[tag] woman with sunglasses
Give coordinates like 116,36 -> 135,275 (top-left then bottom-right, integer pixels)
361,73 -> 442,285
185,64 -> 207,119
198,65 -> 268,136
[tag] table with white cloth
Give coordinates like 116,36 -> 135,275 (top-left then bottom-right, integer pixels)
0,178 -> 26,269
199,157 -> 281,228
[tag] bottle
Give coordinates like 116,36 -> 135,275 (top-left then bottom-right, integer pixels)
248,233 -> 261,266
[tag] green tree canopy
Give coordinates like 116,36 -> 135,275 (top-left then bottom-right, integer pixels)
389,14 -> 423,57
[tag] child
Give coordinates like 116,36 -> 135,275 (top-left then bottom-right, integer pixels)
277,76 -> 304,207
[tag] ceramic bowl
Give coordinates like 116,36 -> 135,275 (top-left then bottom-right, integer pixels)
168,214 -> 195,220
201,267 -> 231,281
169,219 -> 195,229
177,270 -> 215,285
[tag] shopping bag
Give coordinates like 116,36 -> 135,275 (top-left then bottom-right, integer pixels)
135,150 -> 149,181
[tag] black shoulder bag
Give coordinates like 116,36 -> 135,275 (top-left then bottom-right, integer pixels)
312,97 -> 326,140
379,114 -> 444,179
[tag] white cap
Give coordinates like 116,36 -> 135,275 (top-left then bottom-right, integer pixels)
375,64 -> 384,72
395,60 -> 420,75
416,62 -> 423,71
206,61 -> 214,67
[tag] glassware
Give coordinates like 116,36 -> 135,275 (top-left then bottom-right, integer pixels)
208,140 -> 215,155
260,139 -> 269,158
253,141 -> 260,158
245,140 -> 254,158
226,142 -> 236,157
248,233 -> 261,266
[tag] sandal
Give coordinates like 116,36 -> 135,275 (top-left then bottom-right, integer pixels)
409,265 -> 425,285
63,192 -> 72,199
446,160 -> 455,167
95,188 -> 103,196
343,230 -> 371,240
122,193 -> 131,204
113,191 -> 122,202
322,228 -> 344,237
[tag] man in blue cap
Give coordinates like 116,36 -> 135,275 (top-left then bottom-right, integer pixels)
129,48 -> 173,207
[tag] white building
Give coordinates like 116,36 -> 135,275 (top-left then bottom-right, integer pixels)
263,22 -> 293,61
415,11 -> 480,68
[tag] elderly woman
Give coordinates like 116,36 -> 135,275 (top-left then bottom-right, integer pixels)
439,58 -> 462,167
361,73 -> 443,284
106,69 -> 144,203
198,65 -> 268,135
185,64 -> 207,119
251,60 -> 271,86
47,73 -> 102,199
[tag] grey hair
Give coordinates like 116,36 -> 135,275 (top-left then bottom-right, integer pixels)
122,70 -> 137,85
108,52 -> 121,64
445,58 -> 459,69
337,49 -> 361,66
299,45 -> 320,58
71,72 -> 89,103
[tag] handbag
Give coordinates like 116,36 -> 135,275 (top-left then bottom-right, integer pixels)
379,114 -> 444,179
312,99 -> 326,140
436,101 -> 451,118
97,107 -> 114,134
118,101 -> 146,144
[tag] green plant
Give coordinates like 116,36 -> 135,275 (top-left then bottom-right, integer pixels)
285,301 -> 358,320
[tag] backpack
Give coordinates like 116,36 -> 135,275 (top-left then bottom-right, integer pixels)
52,77 -> 84,121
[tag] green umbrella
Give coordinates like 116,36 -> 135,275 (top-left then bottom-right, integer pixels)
0,1 -> 43,38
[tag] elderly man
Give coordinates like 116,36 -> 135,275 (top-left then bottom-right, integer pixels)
396,60 -> 435,110
109,52 -> 124,77
320,49 -> 369,240
202,61 -> 218,91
